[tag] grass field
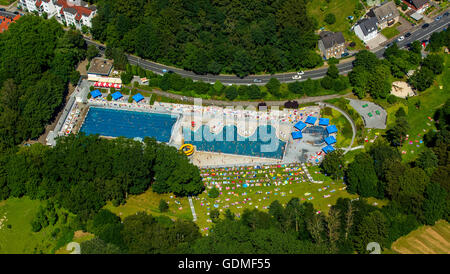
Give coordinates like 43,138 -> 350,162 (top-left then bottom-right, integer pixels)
399,54 -> 449,162
104,187 -> 192,221
390,220 -> 450,254
0,197 -> 67,254
307,0 -> 365,50
192,163 -> 387,233
380,23 -> 401,39
0,0 -> 14,6
321,107 -> 353,148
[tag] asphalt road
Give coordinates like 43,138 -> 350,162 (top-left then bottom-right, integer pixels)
84,10 -> 449,85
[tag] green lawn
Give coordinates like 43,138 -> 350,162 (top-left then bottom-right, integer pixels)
0,197 -> 69,254
192,163 -> 387,233
400,54 -> 450,162
104,187 -> 193,221
307,0 -> 365,50
0,0 -> 14,6
380,23 -> 401,39
321,107 -> 353,148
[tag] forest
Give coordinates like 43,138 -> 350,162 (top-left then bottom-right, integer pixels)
88,0 -> 322,76
0,134 -> 204,221
0,16 -> 86,150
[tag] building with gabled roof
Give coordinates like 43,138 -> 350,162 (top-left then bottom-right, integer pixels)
354,17 -> 378,43
18,0 -> 96,30
367,1 -> 399,29
318,31 -> 346,59
402,0 -> 429,13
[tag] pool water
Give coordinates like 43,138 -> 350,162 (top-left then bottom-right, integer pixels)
81,107 -> 177,142
302,126 -> 329,145
183,125 -> 286,159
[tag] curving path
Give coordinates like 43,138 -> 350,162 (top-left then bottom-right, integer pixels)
317,102 -> 357,154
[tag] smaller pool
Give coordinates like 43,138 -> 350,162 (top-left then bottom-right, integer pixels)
183,125 -> 286,159
302,126 -> 329,146
80,107 -> 177,142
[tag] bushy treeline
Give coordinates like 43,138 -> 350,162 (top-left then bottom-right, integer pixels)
81,210 -> 201,254
409,53 -> 445,92
426,28 -> 450,53
0,15 -> 87,150
80,196 -> 421,254
119,61 -> 349,101
322,100 -> 450,227
0,134 -> 204,220
90,0 -> 322,76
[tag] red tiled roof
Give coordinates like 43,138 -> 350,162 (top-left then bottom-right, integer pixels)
57,0 -> 93,18
0,14 -> 20,33
36,0 -> 42,7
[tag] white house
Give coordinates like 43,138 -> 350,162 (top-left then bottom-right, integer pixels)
18,0 -> 96,30
354,17 -> 378,43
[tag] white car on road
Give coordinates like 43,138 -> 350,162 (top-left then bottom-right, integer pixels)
297,71 -> 304,75
292,75 -> 302,80
397,36 -> 405,42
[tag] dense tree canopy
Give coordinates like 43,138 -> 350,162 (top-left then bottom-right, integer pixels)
90,0 -> 320,77
0,134 -> 204,220
0,16 -> 86,150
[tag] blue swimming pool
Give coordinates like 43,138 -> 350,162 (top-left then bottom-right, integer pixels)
81,107 -> 177,142
183,125 -> 286,159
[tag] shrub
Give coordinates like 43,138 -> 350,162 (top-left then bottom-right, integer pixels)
208,187 -> 219,198
225,86 -> 238,101
288,81 -> 303,95
107,94 -> 112,101
387,95 -> 398,104
328,57 -> 339,65
159,199 -> 169,213
321,76 -> 334,90
257,102 -> 267,111
324,13 -> 336,25
284,100 -> 299,109
266,78 -> 281,97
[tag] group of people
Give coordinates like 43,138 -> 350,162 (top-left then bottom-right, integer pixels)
159,102 -> 321,126
60,105 -> 81,136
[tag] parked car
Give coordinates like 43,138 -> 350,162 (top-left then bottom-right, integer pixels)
422,23 -> 430,29
342,52 -> 349,57
397,36 -> 405,42
435,16 -> 442,21
98,46 -> 106,51
292,75 -> 301,80
444,12 -> 449,16
0,8 -> 6,11
162,69 -> 168,73
405,32 -> 411,38
253,79 -> 262,83
384,42 -> 393,49
297,71 -> 304,75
